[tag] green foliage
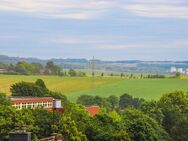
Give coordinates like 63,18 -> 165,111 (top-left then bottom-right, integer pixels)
114,130 -> 132,141
1,61 -> 63,75
120,108 -> 170,141
119,93 -> 145,109
140,100 -> 164,124
147,74 -> 165,78
35,79 -> 47,90
0,106 -> 16,140
46,61 -> 62,75
159,91 -> 188,141
77,95 -> 95,106
170,115 -> 188,141
85,111 -> 132,141
58,116 -> 88,141
14,61 -> 44,75
109,110 -> 122,123
46,61 -> 54,70
68,69 -> 77,76
175,72 -> 181,78
107,95 -> 119,109
0,93 -> 11,106
77,71 -> 86,77
32,109 -> 62,138
10,79 -> 68,107
63,102 -> 90,132
15,61 -> 30,74
15,109 -> 37,139
10,82 -> 45,97
30,62 -> 43,74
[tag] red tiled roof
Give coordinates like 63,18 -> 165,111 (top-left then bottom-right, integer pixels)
85,106 -> 100,117
11,97 -> 54,104
52,106 -> 100,117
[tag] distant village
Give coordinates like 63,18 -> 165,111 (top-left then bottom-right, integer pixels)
170,67 -> 188,75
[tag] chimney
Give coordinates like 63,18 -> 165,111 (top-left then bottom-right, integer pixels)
9,125 -> 31,141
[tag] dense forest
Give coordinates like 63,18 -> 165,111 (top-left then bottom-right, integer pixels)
0,79 -> 187,141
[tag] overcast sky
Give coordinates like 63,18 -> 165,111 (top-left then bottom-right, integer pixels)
0,0 -> 188,60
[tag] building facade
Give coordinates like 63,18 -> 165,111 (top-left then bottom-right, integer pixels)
11,97 -> 55,110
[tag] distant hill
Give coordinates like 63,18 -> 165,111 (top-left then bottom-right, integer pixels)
0,54 -> 188,74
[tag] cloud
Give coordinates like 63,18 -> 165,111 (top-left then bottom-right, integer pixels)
128,0 -> 188,5
51,36 -> 105,44
123,0 -> 188,19
96,44 -> 145,50
49,35 -> 127,45
0,35 -> 20,39
0,0 -> 114,19
172,39 -> 188,48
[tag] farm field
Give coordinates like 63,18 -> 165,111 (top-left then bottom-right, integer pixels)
67,78 -> 188,102
0,75 -> 120,94
0,75 -> 188,102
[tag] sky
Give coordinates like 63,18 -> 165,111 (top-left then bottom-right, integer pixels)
0,0 -> 188,61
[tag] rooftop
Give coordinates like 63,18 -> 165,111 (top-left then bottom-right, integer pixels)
11,97 -> 54,104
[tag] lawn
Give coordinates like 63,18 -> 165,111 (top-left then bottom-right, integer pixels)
0,75 -> 188,102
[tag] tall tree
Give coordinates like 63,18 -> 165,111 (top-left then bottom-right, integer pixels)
159,91 -> 188,141
10,82 -> 45,97
120,108 -> 170,141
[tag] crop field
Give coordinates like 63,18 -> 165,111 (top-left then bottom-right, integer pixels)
0,75 -> 188,102
0,75 -> 119,95
68,78 -> 188,102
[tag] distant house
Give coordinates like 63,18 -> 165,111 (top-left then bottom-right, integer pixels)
39,69 -> 52,75
186,69 -> 188,75
170,67 -> 177,73
11,97 -> 57,110
11,97 -> 100,117
0,68 -> 7,73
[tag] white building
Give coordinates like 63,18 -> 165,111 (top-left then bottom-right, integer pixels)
186,69 -> 188,75
177,68 -> 183,73
170,67 -> 177,73
11,97 -> 61,110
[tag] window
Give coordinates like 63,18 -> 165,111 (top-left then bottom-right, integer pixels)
22,103 -> 26,109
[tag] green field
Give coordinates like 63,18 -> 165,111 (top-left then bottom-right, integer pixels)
0,75 -> 188,102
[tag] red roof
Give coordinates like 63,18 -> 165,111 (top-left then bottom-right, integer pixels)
53,106 -> 100,117
85,106 -> 100,117
11,97 -> 54,104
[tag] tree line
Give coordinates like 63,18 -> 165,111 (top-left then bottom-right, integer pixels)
0,61 -> 86,77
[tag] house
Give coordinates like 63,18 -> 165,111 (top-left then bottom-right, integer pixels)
11,97 -> 100,117
170,67 -> 177,73
0,68 -> 7,73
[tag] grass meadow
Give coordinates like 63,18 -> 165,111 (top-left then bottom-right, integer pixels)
0,74 -> 188,102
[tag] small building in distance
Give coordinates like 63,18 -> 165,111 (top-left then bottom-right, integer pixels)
11,97 -> 100,117
177,68 -> 184,73
170,67 -> 177,73
11,97 -> 55,110
170,67 -> 188,75
0,68 -> 7,74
